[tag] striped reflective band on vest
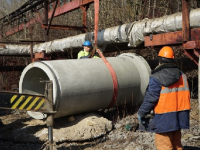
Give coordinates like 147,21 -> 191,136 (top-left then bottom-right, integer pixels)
160,74 -> 189,94
154,74 -> 190,114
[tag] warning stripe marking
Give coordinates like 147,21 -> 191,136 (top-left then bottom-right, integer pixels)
35,99 -> 45,110
26,97 -> 40,110
10,95 -> 45,111
19,96 -> 33,109
11,95 -> 25,109
11,95 -> 18,103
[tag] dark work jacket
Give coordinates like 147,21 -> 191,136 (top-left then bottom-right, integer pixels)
138,63 -> 190,133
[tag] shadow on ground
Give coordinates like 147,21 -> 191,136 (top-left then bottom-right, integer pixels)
184,146 -> 200,150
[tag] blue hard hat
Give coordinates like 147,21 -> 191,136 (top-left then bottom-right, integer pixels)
83,41 -> 92,47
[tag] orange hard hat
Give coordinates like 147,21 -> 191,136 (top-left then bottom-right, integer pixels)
158,46 -> 174,58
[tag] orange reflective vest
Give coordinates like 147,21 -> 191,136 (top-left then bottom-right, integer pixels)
154,74 -> 190,114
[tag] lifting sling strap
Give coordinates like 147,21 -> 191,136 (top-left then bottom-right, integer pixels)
93,0 -> 118,108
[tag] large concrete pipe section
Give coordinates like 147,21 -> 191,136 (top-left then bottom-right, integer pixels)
19,53 -> 151,119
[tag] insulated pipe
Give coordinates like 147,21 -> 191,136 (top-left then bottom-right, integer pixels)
2,8 -> 200,55
19,53 -> 151,119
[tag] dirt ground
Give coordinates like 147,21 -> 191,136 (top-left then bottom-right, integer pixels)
0,98 -> 199,150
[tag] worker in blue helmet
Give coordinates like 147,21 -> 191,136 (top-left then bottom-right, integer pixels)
77,41 -> 99,59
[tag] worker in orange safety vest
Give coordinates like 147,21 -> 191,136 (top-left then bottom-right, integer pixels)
138,46 -> 190,150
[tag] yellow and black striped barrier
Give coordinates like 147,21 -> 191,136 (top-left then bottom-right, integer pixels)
0,91 -> 51,113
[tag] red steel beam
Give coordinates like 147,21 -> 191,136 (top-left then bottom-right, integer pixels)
0,40 -> 45,43
184,50 -> 198,65
183,41 -> 200,49
32,52 -> 51,62
44,0 -> 49,41
182,0 -> 190,42
47,0 -> 59,36
94,0 -> 99,46
4,12 -> 43,37
145,28 -> 200,47
48,0 -> 94,17
1,0 -> 94,39
5,18 -> 40,37
35,52 -> 45,59
0,66 -> 25,72
194,50 -> 200,57
0,44 -> 6,48
42,24 -> 86,31
80,5 -> 87,32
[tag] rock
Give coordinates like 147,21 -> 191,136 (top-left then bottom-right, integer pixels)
190,136 -> 200,141
35,113 -> 112,142
114,123 -> 123,129
67,116 -> 75,122
183,133 -> 194,140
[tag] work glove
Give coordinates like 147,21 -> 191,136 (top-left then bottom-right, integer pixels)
137,114 -> 146,125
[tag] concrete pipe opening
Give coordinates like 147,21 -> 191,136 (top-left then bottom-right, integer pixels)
19,53 -> 151,119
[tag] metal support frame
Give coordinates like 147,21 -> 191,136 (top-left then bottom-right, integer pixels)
44,0 -> 49,41
45,81 -> 55,150
0,66 -> 25,72
0,0 -> 57,23
182,0 -> 190,42
32,52 -> 51,62
0,44 -> 6,48
88,0 -> 99,58
145,0 -> 199,65
47,0 -> 59,36
94,0 -> 99,46
181,0 -> 199,65
30,42 -> 34,60
80,5 -> 88,32
145,28 -> 200,47
41,24 -> 87,31
48,0 -> 93,17
1,0 -> 94,39
2,13 -> 43,37
0,40 -> 45,44
184,50 -> 198,64
183,41 -> 200,49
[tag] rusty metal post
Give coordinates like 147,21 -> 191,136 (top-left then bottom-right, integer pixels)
94,0 -> 99,46
47,0 -> 59,35
89,0 -> 99,58
45,81 -> 54,150
44,0 -> 49,41
182,0 -> 190,42
30,42 -> 34,62
80,5 -> 88,33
